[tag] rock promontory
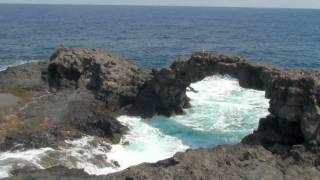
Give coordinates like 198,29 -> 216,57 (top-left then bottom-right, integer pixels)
133,52 -> 320,147
1,49 -> 319,180
0,48 -> 151,151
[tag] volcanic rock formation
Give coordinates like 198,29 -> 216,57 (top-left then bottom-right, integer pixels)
0,48 -> 151,151
48,48 -> 151,110
133,52 -> 320,147
1,49 -> 319,180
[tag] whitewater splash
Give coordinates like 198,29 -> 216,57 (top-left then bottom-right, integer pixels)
0,60 -> 42,72
0,75 -> 269,178
0,119 -> 187,178
0,148 -> 54,178
150,75 -> 269,147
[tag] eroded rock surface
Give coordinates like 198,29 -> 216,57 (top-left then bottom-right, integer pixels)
133,52 -> 320,146
48,48 -> 151,110
0,89 -> 127,151
0,48 -> 152,151
0,61 -> 48,91
106,144 -> 320,180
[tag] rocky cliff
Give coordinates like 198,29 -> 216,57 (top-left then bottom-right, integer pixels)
1,49 -> 319,180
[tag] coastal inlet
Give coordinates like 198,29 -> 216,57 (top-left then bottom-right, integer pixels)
0,74 -> 268,177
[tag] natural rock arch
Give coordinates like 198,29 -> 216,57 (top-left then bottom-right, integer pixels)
132,52 -> 320,147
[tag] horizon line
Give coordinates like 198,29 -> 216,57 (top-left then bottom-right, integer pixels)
0,2 -> 320,10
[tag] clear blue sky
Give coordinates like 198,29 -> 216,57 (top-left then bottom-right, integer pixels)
0,0 -> 320,9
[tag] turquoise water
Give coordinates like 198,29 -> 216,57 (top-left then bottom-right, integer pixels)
89,75 -> 269,174
149,75 -> 269,148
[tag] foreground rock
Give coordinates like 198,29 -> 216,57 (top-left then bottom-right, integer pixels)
7,144 -> 320,180
0,48 -> 151,151
6,166 -> 92,180
0,89 -> 127,151
107,145 -> 320,180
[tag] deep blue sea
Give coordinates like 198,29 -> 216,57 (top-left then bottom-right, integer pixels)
0,4 -> 320,69
0,4 -> 319,178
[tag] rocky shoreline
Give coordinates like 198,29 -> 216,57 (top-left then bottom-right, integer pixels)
0,48 -> 319,179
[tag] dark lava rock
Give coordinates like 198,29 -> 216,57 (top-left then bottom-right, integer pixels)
0,89 -> 128,151
0,48 -> 152,151
47,48 -> 151,110
131,67 -> 191,117
0,127 -> 64,152
104,144 -> 320,180
7,144 -> 320,180
5,166 -> 92,180
0,61 -> 48,91
133,52 -> 320,146
18,89 -> 128,140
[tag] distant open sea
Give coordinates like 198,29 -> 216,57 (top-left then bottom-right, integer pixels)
0,4 -> 320,69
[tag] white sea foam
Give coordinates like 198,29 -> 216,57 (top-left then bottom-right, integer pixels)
148,75 -> 269,147
177,75 -> 269,133
0,74 -> 269,178
0,60 -> 42,72
0,148 -> 54,178
104,116 -> 188,174
44,117 -> 187,176
0,117 -> 188,177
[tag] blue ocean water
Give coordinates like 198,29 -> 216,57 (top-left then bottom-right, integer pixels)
0,4 -> 320,69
